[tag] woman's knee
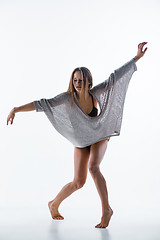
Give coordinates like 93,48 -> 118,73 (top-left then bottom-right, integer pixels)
73,178 -> 86,189
89,165 -> 100,175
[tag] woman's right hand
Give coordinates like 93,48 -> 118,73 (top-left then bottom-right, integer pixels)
7,108 -> 16,125
136,42 -> 148,59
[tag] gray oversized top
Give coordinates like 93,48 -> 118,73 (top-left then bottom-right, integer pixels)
33,58 -> 137,148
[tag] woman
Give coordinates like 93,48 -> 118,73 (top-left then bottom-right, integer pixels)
7,42 -> 147,228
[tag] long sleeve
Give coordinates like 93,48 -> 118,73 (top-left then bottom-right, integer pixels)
91,58 -> 137,95
113,58 -> 137,82
33,92 -> 69,112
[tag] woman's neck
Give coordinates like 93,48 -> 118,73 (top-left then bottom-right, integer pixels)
76,90 -> 91,102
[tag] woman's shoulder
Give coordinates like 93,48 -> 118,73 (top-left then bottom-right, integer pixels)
48,91 -> 71,106
54,91 -> 71,99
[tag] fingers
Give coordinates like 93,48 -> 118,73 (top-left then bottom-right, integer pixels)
141,42 -> 148,45
144,47 -> 148,53
7,116 -> 13,125
7,117 -> 10,125
141,42 -> 147,45
138,42 -> 148,49
142,42 -> 148,50
137,42 -> 148,57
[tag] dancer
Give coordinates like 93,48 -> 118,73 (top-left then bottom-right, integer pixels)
7,42 -> 148,228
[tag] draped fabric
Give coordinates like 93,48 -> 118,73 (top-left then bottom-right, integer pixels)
33,58 -> 137,148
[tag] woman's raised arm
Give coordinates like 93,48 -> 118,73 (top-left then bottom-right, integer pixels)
7,102 -> 35,125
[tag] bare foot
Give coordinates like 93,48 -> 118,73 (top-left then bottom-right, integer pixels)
48,200 -> 64,220
95,207 -> 113,228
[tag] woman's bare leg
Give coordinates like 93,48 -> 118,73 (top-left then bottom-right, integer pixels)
88,139 -> 113,228
48,146 -> 90,220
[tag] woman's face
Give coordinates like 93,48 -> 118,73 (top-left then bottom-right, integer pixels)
73,71 -> 89,93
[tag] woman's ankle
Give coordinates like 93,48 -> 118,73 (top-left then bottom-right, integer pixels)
49,199 -> 60,208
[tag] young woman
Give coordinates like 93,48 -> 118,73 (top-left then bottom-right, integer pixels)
7,42 -> 147,228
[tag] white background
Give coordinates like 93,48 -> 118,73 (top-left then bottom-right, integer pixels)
0,0 -> 160,239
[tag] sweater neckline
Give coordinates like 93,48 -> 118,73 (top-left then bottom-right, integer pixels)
73,90 -> 102,119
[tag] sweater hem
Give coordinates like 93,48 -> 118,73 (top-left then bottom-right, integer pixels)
74,132 -> 120,148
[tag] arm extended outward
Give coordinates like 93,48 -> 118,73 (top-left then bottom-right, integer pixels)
7,102 -> 35,125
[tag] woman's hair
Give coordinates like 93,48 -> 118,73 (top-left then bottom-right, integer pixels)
67,67 -> 93,106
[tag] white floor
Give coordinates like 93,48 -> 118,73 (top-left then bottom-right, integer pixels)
0,205 -> 159,240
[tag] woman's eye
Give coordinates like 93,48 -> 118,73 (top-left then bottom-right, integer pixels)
74,80 -> 82,82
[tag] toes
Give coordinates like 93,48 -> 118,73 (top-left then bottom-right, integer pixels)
95,223 -> 101,228
53,216 -> 64,220
95,223 -> 107,228
100,225 -> 104,228
96,225 -> 102,228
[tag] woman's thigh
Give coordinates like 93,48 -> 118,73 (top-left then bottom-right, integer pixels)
73,146 -> 90,181
88,139 -> 109,169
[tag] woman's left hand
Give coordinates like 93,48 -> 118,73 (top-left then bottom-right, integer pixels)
136,42 -> 148,59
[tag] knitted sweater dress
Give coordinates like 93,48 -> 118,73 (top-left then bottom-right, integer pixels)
33,58 -> 137,148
